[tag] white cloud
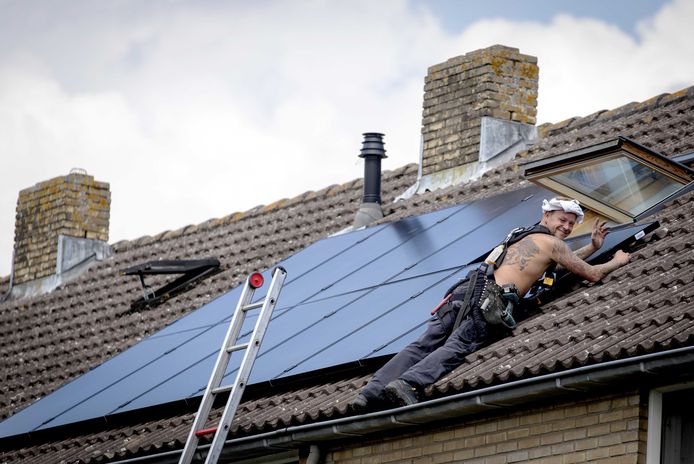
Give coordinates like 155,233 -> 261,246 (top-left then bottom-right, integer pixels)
0,0 -> 435,277
450,0 -> 694,123
0,0 -> 692,278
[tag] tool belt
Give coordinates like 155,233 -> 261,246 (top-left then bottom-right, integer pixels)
478,278 -> 518,330
448,264 -> 518,331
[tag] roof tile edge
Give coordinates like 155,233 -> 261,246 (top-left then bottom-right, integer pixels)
539,85 -> 694,139
109,165 -> 416,253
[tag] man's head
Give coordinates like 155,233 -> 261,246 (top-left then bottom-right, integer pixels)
540,197 -> 584,240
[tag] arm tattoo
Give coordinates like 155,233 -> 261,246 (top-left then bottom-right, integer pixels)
550,237 -> 625,282
573,244 -> 596,261
504,238 -> 540,271
555,244 -> 594,271
551,240 -> 574,264
551,239 -> 599,281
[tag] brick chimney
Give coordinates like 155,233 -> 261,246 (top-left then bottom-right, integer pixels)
401,45 -> 539,197
9,170 -> 112,298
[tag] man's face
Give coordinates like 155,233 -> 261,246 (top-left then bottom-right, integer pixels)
542,211 -> 577,240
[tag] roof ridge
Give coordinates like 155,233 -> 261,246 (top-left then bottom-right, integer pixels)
111,164 -> 418,253
538,85 -> 694,138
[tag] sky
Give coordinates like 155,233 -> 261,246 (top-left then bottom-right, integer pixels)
1,0 -> 692,278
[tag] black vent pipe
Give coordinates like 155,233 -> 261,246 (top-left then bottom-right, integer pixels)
359,133 -> 387,204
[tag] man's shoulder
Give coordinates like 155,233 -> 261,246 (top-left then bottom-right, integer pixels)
519,232 -> 556,248
518,233 -> 570,263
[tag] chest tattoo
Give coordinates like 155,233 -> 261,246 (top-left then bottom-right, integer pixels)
504,239 -> 540,271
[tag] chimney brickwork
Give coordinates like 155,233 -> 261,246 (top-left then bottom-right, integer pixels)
13,172 -> 110,285
421,45 -> 539,177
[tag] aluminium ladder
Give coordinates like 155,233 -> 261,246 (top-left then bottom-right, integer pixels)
178,267 -> 287,464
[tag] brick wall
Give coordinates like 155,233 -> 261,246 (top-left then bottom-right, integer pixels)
12,172 -> 110,285
325,392 -> 646,464
421,45 -> 538,177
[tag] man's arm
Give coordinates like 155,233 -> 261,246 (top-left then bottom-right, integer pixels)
550,237 -> 630,282
573,244 -> 598,261
555,219 -> 609,272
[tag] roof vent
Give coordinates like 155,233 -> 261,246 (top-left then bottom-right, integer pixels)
354,133 -> 387,229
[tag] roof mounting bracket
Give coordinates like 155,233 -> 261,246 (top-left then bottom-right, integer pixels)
122,258 -> 221,310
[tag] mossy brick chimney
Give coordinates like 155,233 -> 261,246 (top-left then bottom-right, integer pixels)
420,45 -> 539,177
12,171 -> 110,286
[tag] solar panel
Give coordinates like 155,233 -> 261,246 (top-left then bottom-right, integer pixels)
126,290 -> 372,411
283,266 -> 478,376
0,185 -> 657,438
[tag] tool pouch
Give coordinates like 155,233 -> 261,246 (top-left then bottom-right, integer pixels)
478,278 -> 517,330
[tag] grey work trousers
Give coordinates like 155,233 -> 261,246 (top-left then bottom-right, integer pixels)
360,275 -> 492,403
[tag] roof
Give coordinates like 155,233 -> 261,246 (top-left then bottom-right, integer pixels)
1,86 -> 693,463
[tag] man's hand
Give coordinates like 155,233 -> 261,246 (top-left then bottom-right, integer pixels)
613,250 -> 630,266
591,219 -> 609,250
572,218 -> 610,261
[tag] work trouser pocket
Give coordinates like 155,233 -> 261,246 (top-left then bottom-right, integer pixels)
434,301 -> 457,334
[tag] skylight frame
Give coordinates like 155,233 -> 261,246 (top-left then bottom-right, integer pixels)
523,137 -> 694,223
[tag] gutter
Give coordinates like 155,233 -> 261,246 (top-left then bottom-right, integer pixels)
111,346 -> 694,463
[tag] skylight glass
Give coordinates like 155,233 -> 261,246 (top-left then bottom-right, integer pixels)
523,137 -> 694,223
549,154 -> 683,216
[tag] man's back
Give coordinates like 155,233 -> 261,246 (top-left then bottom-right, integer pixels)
493,234 -> 556,295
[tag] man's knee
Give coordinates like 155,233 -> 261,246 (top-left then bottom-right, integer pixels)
447,318 -> 486,353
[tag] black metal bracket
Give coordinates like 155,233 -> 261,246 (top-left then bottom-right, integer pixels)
122,258 -> 221,310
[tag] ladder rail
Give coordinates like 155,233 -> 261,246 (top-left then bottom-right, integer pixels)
178,267 -> 286,464
204,268 -> 286,462
178,273 -> 257,464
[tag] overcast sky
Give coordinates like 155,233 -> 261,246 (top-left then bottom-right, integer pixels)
1,0 -> 692,277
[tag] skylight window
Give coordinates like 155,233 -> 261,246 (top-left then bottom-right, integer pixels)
523,137 -> 694,224
123,258 -> 221,310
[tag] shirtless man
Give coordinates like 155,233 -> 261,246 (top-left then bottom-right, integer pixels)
351,197 -> 630,411
495,199 -> 630,296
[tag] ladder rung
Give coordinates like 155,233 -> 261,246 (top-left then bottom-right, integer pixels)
195,427 -> 217,437
242,301 -> 263,311
212,384 -> 233,394
226,342 -> 249,353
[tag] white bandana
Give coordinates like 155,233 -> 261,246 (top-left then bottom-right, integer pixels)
542,198 -> 584,224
